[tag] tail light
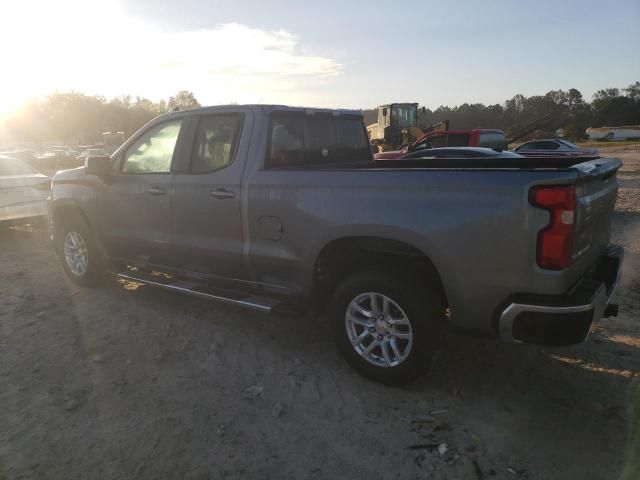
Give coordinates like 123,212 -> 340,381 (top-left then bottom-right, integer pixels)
530,185 -> 576,270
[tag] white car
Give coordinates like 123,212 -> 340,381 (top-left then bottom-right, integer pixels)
0,155 -> 50,224
77,148 -> 108,162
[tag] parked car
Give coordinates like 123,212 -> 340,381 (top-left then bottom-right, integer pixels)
4,149 -> 41,170
77,148 -> 108,163
514,139 -> 598,157
375,128 -> 508,160
38,149 -> 83,173
0,155 -> 50,225
48,145 -> 78,156
49,105 -> 623,385
400,147 -> 523,160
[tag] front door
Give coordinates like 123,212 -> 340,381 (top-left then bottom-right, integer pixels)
169,110 -> 250,283
98,118 -> 184,265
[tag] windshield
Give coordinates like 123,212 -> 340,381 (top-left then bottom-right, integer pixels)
391,105 -> 416,129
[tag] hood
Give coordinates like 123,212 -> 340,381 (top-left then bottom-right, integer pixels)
52,166 -> 85,182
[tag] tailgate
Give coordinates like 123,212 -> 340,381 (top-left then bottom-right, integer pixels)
572,158 -> 622,262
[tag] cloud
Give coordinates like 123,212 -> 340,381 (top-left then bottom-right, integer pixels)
0,0 -> 343,110
140,23 -> 342,79
189,24 -> 341,77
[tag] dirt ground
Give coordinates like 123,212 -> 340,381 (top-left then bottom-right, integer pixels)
1,146 -> 639,480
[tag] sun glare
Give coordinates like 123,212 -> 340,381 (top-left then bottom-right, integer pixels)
0,0 -> 342,115
0,0 -> 133,112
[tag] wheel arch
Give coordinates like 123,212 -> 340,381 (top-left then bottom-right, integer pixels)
50,200 -> 95,244
311,236 -> 448,310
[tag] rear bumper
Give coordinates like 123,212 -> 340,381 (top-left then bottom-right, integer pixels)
499,244 -> 624,346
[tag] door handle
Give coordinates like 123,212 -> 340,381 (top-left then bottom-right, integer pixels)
209,188 -> 236,199
147,186 -> 167,195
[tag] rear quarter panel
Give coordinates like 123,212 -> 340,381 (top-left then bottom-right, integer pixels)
245,166 -> 584,331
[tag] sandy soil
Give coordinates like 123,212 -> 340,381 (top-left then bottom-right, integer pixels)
1,149 -> 639,480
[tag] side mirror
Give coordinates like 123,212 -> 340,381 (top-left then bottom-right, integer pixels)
85,156 -> 112,176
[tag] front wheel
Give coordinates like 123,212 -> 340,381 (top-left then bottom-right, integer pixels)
55,216 -> 106,287
331,270 -> 445,385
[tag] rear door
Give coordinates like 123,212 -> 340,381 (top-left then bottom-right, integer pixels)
169,109 -> 251,282
98,118 -> 184,264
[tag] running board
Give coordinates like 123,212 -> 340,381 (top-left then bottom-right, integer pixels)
115,271 -> 280,313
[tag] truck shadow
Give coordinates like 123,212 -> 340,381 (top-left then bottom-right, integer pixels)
114,274 -> 638,422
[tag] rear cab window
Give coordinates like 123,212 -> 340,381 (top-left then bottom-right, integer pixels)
446,133 -> 470,147
267,112 -> 372,168
477,132 -> 507,150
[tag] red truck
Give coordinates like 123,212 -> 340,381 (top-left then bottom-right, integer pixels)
374,128 -> 507,160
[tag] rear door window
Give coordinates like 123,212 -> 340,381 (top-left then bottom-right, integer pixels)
267,113 -> 371,168
190,114 -> 244,173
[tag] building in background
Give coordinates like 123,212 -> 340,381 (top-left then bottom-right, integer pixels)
586,126 -> 640,141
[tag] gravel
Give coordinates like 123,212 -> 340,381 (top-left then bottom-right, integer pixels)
1,146 -> 639,480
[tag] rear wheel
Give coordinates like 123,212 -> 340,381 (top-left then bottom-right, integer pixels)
331,269 -> 445,385
55,216 -> 106,287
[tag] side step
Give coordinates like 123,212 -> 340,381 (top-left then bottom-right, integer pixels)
115,270 -> 281,313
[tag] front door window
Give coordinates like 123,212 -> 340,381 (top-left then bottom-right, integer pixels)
122,119 -> 183,174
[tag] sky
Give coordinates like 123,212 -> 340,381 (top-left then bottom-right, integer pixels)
0,0 -> 638,113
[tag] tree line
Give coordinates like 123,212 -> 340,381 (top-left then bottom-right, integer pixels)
361,81 -> 640,140
0,90 -> 200,147
1,82 -> 638,147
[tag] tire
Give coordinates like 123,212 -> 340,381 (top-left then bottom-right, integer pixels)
331,269 -> 445,385
55,215 -> 106,287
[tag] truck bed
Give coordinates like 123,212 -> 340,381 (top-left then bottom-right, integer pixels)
269,156 -> 609,171
252,155 -> 621,332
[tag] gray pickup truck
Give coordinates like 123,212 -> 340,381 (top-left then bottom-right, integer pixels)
49,105 -> 623,384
